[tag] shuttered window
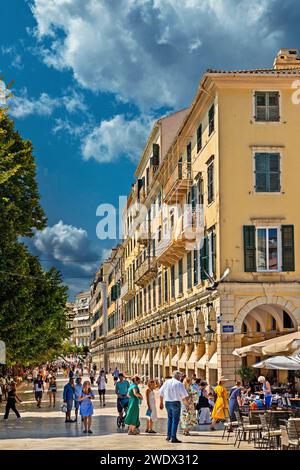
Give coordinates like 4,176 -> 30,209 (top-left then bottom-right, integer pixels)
200,236 -> 209,280
171,265 -> 175,298
255,152 -> 280,192
208,103 -> 215,135
207,159 -> 214,204
187,252 -> 192,289
178,259 -> 183,294
164,270 -> 169,303
197,124 -> 202,152
282,225 -> 295,271
255,91 -> 280,122
193,250 -> 198,285
243,225 -> 256,272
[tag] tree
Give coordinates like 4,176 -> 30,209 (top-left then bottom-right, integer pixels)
0,110 -> 69,365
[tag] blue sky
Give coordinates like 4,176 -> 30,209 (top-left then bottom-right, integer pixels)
0,0 -> 299,298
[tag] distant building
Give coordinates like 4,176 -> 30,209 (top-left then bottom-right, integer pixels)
73,291 -> 91,348
65,301 -> 76,344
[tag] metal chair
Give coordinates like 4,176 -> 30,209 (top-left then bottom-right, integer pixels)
257,414 -> 281,450
286,419 -> 300,450
234,410 -> 261,448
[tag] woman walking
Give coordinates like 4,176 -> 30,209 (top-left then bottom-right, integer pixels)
48,376 -> 57,407
210,376 -> 229,431
180,377 -> 198,436
145,379 -> 157,433
125,376 -> 143,435
4,383 -> 22,420
96,369 -> 107,407
78,381 -> 95,434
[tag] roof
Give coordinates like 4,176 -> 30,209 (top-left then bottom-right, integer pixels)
207,67 -> 300,75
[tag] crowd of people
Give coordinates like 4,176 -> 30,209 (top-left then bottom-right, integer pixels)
0,362 -> 278,442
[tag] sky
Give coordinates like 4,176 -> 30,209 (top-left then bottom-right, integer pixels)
0,0 -> 299,298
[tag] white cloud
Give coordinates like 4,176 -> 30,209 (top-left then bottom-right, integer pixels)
8,87 -> 88,119
1,45 -> 23,70
30,0 -> 280,111
81,114 -> 153,163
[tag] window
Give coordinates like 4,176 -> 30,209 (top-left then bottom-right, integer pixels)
255,152 -> 280,192
158,225 -> 162,242
197,124 -> 202,152
158,276 -> 162,306
153,280 -> 156,309
244,225 -> 295,273
187,252 -> 192,289
139,291 -> 143,316
170,265 -> 175,299
207,158 -> 214,204
193,250 -> 198,285
143,287 -> 147,312
148,284 -> 151,311
257,227 -> 280,271
208,103 -> 215,135
197,175 -> 204,205
164,270 -> 169,303
254,91 -> 280,122
178,259 -> 183,294
187,143 -> 192,178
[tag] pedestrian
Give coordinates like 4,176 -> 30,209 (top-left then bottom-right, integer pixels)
159,371 -> 189,443
112,367 -> 120,384
115,373 -> 130,422
69,367 -> 74,380
258,376 -> 272,409
89,368 -> 95,386
180,377 -> 198,436
145,379 -> 157,433
210,376 -> 229,431
96,368 -> 107,407
48,376 -> 57,408
3,382 -> 22,420
228,381 -> 242,424
78,380 -> 95,434
33,374 -> 44,408
74,377 -> 83,422
63,378 -> 75,423
125,375 -> 143,435
196,381 -> 212,425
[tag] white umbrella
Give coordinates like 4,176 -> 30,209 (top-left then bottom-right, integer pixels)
233,331 -> 300,357
252,355 -> 300,370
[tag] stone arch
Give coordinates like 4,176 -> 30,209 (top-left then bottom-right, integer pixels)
235,296 -> 300,333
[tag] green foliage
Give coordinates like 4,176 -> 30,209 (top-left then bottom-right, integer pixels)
237,365 -> 257,384
0,110 -> 69,366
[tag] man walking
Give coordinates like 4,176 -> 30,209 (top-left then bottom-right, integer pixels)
159,371 -> 189,443
33,374 -> 44,408
63,378 -> 75,423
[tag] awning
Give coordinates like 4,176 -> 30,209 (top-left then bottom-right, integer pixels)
233,332 -> 300,357
187,349 -> 198,370
196,353 -> 206,370
208,351 -> 218,369
178,350 -> 188,370
252,355 -> 300,370
171,352 -> 180,367
153,349 -> 161,365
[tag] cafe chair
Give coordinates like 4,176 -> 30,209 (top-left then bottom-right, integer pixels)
234,411 -> 261,448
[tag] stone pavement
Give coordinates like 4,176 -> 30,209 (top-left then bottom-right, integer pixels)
0,374 -> 253,450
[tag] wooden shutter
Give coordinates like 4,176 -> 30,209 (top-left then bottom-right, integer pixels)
152,143 -> 160,165
212,231 -> 217,276
243,225 -> 256,272
200,236 -> 209,280
282,225 -> 295,271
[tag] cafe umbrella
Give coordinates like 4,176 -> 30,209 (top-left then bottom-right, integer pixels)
251,355 -> 300,370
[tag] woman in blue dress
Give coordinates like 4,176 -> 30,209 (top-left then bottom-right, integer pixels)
78,381 -> 95,434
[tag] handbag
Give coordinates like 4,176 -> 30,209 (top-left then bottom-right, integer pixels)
61,404 -> 67,413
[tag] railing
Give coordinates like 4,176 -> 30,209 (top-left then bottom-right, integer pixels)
120,281 -> 135,300
164,161 -> 192,201
135,257 -> 157,286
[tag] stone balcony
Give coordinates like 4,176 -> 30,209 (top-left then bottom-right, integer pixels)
120,281 -> 136,301
135,256 -> 158,287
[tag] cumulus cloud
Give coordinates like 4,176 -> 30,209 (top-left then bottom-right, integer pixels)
30,0 -> 281,111
81,114 -> 154,163
9,87 -> 88,119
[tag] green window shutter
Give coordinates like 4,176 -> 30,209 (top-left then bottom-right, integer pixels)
212,231 -> 217,276
282,225 -> 295,271
200,236 -> 209,280
243,226 -> 256,272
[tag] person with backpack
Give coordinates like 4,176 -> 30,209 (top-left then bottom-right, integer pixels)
196,381 -> 212,425
3,382 -> 22,420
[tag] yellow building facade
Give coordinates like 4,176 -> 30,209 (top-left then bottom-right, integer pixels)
91,49 -> 300,386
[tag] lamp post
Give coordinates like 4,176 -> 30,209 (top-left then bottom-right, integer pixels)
204,302 -> 215,344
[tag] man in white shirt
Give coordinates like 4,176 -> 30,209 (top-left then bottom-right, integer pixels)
159,371 -> 189,443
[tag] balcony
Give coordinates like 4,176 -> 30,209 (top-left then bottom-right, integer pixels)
156,215 -> 198,266
135,256 -> 157,287
136,225 -> 149,246
120,281 -> 136,301
164,161 -> 192,204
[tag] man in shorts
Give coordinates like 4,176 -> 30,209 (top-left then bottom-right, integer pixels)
115,373 -> 130,419
63,378 -> 75,423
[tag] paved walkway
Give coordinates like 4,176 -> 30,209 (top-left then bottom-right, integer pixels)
0,375 -> 253,450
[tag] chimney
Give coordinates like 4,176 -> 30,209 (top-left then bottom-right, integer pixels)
273,48 -> 300,69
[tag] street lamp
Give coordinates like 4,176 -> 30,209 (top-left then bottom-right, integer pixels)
193,327 -> 201,343
175,333 -> 182,345
184,330 -> 193,345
